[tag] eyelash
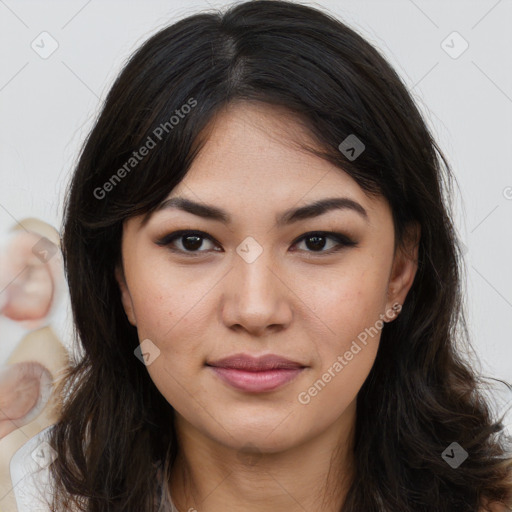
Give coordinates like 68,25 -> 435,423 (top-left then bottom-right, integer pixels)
155,230 -> 358,258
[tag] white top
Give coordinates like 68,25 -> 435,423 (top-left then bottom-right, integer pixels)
9,426 -> 180,512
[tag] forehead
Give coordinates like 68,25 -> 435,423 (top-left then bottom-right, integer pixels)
132,101 -> 392,234
168,102 -> 389,221
171,101 -> 378,209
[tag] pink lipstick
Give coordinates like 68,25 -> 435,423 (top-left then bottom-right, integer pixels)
206,353 -> 306,393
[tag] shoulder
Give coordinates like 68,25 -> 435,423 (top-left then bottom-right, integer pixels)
9,425 -> 55,512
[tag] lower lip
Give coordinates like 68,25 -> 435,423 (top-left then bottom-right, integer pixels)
208,366 -> 304,392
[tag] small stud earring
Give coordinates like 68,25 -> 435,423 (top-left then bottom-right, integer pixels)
384,302 -> 402,323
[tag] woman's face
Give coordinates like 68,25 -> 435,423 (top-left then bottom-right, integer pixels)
115,101 -> 419,454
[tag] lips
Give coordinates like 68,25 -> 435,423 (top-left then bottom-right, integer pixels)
206,354 -> 306,393
207,353 -> 305,371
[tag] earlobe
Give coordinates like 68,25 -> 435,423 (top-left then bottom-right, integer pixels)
114,264 -> 137,326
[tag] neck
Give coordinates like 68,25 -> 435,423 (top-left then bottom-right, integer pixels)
168,400 -> 356,512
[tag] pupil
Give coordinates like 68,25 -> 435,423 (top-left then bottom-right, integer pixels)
183,235 -> 202,250
306,235 -> 326,251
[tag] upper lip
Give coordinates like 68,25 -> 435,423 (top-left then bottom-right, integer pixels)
207,354 -> 305,371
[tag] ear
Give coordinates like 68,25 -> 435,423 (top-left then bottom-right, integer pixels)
114,263 -> 137,326
384,222 -> 420,322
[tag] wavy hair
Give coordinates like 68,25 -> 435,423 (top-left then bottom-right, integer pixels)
48,1 -> 512,510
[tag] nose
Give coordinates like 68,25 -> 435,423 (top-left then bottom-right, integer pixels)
220,250 -> 293,337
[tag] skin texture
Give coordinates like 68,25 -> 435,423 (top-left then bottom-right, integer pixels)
115,101 -> 420,512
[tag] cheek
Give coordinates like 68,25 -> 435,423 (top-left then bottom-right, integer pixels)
295,268 -> 386,414
299,256 -> 390,343
127,265 -> 215,395
294,260 -> 389,412
128,257 -> 211,337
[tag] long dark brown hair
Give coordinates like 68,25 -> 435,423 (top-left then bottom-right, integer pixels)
47,1 -> 512,510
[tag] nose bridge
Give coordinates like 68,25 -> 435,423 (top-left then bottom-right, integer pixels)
222,236 -> 292,333
234,237 -> 279,303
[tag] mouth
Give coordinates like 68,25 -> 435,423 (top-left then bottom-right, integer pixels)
206,353 -> 307,393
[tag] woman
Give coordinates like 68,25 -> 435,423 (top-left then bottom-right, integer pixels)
29,0 -> 512,510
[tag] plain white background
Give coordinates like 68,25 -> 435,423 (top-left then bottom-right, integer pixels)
0,1 -> 511,392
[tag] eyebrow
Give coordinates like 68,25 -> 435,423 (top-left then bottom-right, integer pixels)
142,196 -> 369,227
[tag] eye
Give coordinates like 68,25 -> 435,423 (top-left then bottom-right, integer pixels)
155,230 -> 357,257
291,231 -> 358,255
155,230 -> 220,256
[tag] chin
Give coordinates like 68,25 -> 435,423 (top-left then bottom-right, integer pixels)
227,431 -> 300,455
206,413 -> 305,454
